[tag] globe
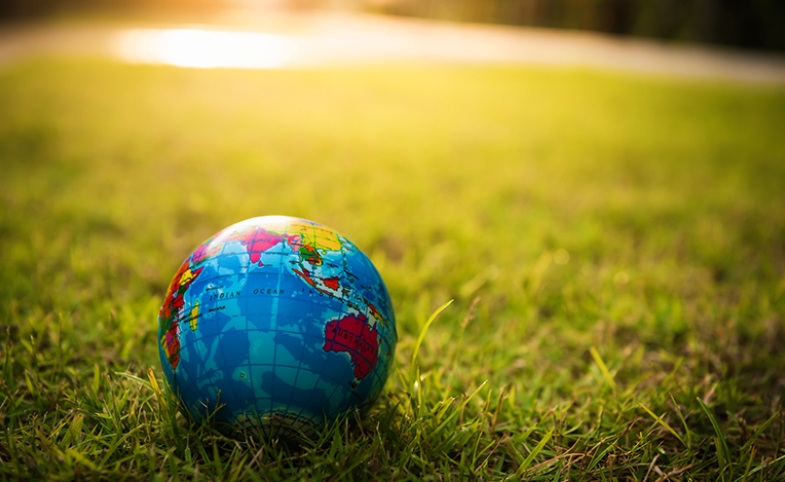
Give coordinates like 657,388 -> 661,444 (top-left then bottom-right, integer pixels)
157,216 -> 397,436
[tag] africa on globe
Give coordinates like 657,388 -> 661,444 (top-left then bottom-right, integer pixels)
157,216 -> 397,436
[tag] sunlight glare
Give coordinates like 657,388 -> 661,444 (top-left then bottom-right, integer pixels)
114,29 -> 291,69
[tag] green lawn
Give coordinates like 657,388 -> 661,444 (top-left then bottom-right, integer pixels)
2,56 -> 785,480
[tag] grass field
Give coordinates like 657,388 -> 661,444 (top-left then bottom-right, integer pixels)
1,55 -> 785,480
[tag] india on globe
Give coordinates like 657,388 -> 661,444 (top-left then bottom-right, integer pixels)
157,216 -> 397,436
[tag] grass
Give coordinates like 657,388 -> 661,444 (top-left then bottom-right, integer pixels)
1,54 -> 784,480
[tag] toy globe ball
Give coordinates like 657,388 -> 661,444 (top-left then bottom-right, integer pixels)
157,216 -> 397,436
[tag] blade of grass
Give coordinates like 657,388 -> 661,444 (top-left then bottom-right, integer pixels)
639,402 -> 687,448
433,381 -> 488,435
670,394 -> 693,450
589,347 -> 617,390
411,299 -> 454,370
698,398 -> 730,481
512,428 -> 554,479
409,299 -> 453,388
736,453 -> 785,481
740,410 -> 779,453
147,367 -> 167,411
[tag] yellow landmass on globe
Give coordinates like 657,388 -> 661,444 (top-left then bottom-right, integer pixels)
289,222 -> 342,251
190,301 -> 200,331
180,268 -> 198,287
266,221 -> 342,252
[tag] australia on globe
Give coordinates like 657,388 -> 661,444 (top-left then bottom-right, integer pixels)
157,216 -> 397,436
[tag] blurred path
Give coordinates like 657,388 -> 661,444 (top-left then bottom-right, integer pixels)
2,8 -> 785,83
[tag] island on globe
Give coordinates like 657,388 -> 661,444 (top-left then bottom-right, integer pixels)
157,216 -> 397,436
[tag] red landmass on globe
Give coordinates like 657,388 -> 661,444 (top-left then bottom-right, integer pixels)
322,277 -> 340,290
230,228 -> 299,264
163,330 -> 180,368
191,236 -> 220,264
323,314 -> 379,381
159,263 -> 204,369
292,267 -> 336,296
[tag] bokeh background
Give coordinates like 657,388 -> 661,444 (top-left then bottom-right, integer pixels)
3,0 -> 785,51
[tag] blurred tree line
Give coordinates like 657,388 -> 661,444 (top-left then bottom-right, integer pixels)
2,0 -> 784,52
0,0 -> 216,19
367,0 -> 785,51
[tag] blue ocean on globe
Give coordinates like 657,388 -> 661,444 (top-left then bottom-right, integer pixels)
157,216 -> 397,435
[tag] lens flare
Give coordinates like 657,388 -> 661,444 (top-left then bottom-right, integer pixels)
114,29 -> 291,69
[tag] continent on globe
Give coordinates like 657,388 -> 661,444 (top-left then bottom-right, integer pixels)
323,314 -> 379,382
192,236 -> 221,263
159,262 -> 205,369
228,227 -> 299,265
225,220 -> 343,267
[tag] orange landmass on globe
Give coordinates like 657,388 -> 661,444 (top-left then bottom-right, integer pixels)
298,243 -> 322,266
292,267 -> 343,297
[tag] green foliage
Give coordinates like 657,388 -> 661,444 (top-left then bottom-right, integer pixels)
1,57 -> 785,480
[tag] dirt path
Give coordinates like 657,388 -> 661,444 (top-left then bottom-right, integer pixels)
2,8 -> 785,83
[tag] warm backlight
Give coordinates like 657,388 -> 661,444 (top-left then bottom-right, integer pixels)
114,29 -> 291,69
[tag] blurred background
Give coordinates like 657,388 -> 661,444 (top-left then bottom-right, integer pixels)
3,0 -> 785,52
2,0 -> 785,478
